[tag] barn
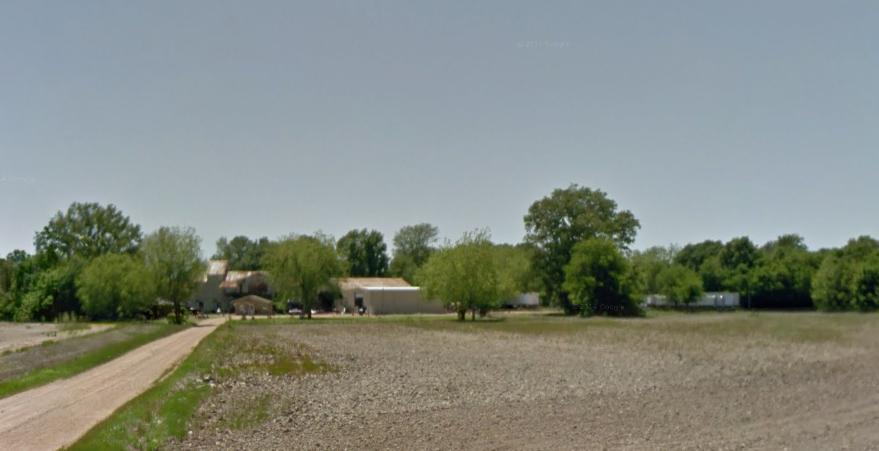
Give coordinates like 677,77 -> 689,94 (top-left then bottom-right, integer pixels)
335,278 -> 446,315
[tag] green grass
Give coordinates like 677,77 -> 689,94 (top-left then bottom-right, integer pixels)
221,393 -> 273,431
66,322 -> 332,451
0,323 -> 184,399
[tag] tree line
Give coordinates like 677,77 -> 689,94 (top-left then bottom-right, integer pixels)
2,185 -> 877,322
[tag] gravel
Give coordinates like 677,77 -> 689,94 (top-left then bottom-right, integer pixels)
167,315 -> 879,451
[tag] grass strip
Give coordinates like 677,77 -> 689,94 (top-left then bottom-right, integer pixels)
0,323 -> 184,399
66,322 -> 333,451
64,324 -> 229,451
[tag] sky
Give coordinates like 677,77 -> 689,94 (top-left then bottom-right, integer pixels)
2,1 -> 878,258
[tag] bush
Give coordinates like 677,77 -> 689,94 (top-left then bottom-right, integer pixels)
658,265 -> 703,309
562,238 -> 642,317
852,264 -> 879,312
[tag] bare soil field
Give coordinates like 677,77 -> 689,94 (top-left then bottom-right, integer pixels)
159,312 -> 879,451
0,318 -> 224,451
0,323 -> 114,354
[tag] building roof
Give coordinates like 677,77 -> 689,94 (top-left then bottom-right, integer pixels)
221,271 -> 271,291
335,277 -> 412,291
207,260 -> 229,276
224,270 -> 268,281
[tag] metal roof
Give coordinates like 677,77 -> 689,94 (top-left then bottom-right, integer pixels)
207,260 -> 229,276
335,277 -> 412,291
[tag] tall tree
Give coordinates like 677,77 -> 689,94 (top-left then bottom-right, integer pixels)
34,202 -> 142,262
418,229 -> 516,321
675,240 -> 724,271
261,233 -> 344,319
524,184 -> 640,314
76,254 -> 156,320
852,262 -> 879,312
562,238 -> 642,317
841,236 -> 879,261
390,223 -> 439,283
718,236 -> 761,293
337,229 -> 390,277
142,226 -> 205,324
212,235 -> 269,270
811,255 -> 854,312
631,245 -> 679,295
750,234 -> 817,308
392,223 -> 439,266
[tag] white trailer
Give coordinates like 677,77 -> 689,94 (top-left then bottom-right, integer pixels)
644,292 -> 739,308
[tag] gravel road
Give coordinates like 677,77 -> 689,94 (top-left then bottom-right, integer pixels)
0,318 -> 224,451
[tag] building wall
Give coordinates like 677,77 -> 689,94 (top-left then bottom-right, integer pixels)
232,299 -> 273,315
364,287 -> 446,314
187,274 -> 228,312
338,287 -> 446,314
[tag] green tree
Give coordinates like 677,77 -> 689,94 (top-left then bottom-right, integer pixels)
76,254 -> 156,320
657,265 -> 704,309
841,236 -> 879,261
698,255 -> 726,292
142,226 -> 206,324
261,233 -> 344,319
13,260 -> 83,322
631,245 -> 679,295
34,202 -> 142,263
0,251 -> 38,320
493,243 -> 542,294
388,254 -> 418,284
524,184 -> 640,314
212,235 -> 270,270
852,262 -> 879,312
417,229 -> 517,321
750,234 -> 816,308
337,229 -> 390,277
562,238 -> 642,317
811,255 -> 854,312
718,236 -> 761,293
392,223 -> 439,266
675,240 -> 724,271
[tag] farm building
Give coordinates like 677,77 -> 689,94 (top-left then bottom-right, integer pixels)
231,294 -> 274,316
187,261 -> 275,313
187,260 -> 229,312
220,271 -> 273,298
644,292 -> 740,308
335,277 -> 446,315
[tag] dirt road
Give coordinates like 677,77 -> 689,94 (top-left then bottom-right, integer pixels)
0,318 -> 224,451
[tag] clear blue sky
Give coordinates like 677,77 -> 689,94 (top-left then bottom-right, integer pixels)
2,1 -> 878,257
